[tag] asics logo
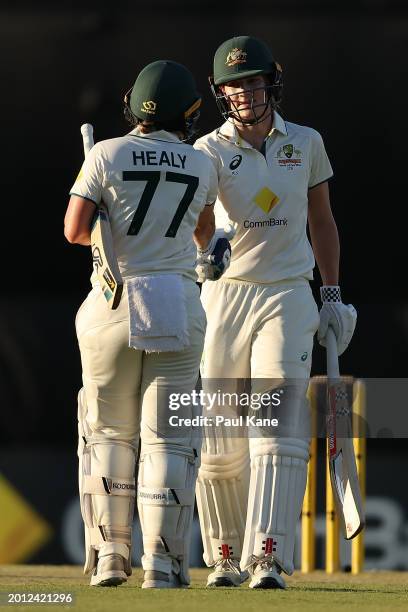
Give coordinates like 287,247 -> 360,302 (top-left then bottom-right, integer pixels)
229,154 -> 242,170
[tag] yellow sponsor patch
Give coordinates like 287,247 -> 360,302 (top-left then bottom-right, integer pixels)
0,473 -> 52,563
253,187 -> 280,213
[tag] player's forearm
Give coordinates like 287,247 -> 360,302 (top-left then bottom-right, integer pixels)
193,205 -> 215,249
64,229 -> 91,246
194,226 -> 215,250
64,218 -> 91,245
309,219 -> 340,285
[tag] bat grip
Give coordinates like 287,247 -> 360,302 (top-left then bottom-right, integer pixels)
81,124 -> 94,157
326,327 -> 340,379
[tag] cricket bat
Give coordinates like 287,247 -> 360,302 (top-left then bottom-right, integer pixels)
326,327 -> 365,539
80,123 -> 123,309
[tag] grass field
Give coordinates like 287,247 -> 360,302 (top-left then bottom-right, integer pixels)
0,566 -> 407,612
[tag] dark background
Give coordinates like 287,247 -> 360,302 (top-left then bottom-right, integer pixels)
0,0 -> 407,568
1,0 -> 407,446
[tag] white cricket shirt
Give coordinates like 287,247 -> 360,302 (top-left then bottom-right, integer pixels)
70,128 -> 217,282
194,112 -> 333,284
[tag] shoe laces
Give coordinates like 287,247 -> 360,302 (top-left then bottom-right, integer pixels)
215,558 -> 241,575
250,554 -> 281,574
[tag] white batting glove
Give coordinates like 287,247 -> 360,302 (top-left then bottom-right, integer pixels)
196,229 -> 232,282
317,286 -> 357,356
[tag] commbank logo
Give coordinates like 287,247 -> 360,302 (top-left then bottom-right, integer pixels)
243,218 -> 288,229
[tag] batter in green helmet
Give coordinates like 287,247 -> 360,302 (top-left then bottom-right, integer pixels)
65,59 -> 230,590
194,35 -> 357,590
211,35 -> 283,126
124,59 -> 202,139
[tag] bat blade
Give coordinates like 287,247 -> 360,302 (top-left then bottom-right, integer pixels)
91,205 -> 123,309
80,123 -> 123,310
326,328 -> 365,540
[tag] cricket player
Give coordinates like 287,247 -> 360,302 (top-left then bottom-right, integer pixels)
194,36 -> 357,589
64,60 -> 229,589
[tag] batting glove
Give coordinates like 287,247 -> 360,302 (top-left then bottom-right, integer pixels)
317,286 -> 357,356
196,229 -> 232,282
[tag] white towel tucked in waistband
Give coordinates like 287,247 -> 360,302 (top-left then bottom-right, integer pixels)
127,274 -> 189,352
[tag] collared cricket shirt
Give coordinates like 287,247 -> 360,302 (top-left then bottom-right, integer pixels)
194,112 -> 333,284
70,128 -> 217,281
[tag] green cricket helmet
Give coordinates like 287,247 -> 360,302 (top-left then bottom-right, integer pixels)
124,60 -> 201,138
210,36 -> 283,125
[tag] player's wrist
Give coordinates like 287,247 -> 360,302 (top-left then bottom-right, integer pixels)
320,285 -> 341,303
197,225 -> 236,256
197,231 -> 219,256
197,239 -> 214,256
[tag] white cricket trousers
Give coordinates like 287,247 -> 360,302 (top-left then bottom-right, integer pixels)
201,278 -> 319,381
196,279 -> 320,572
76,278 -> 206,447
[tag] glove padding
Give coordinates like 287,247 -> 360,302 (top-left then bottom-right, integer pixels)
317,286 -> 357,356
196,229 -> 232,282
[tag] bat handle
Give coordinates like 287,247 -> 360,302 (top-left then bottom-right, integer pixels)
81,123 -> 94,157
326,327 -> 340,379
224,222 -> 237,241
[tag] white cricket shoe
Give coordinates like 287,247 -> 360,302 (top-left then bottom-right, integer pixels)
207,558 -> 249,587
248,557 -> 286,589
90,553 -> 127,587
142,570 -> 186,589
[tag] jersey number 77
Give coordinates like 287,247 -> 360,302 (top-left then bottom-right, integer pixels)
123,171 -> 199,237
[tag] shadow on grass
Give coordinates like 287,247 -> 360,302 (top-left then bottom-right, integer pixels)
292,586 -> 393,593
184,586 -> 404,595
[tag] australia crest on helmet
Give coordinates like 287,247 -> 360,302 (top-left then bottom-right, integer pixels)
225,48 -> 247,67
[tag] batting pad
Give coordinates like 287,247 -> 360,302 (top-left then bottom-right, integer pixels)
137,442 -> 199,585
77,388 -> 136,575
240,437 -> 309,574
196,429 -> 249,566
